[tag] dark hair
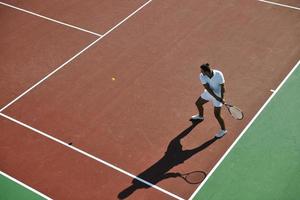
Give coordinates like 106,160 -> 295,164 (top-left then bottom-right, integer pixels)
200,63 -> 210,72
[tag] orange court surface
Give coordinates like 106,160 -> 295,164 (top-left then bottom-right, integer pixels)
1,0 -> 299,199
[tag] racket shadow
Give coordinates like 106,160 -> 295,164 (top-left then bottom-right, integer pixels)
118,120 -> 217,199
170,170 -> 207,184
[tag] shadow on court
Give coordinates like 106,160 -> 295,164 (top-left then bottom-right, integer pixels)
118,120 -> 218,199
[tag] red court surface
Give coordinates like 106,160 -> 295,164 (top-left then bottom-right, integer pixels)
1,0 -> 148,34
271,0 -> 300,7
0,117 -> 172,199
0,5 -> 96,107
1,0 -> 300,199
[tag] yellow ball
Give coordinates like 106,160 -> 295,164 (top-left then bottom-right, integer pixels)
112,77 -> 116,81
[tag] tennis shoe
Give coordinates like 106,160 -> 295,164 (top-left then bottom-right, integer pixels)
215,129 -> 228,138
191,114 -> 204,120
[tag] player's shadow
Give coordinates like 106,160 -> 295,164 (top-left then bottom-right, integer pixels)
118,120 -> 217,199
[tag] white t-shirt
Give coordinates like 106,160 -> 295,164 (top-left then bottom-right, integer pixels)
199,69 -> 225,97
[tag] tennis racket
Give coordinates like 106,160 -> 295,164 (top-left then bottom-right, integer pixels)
176,171 -> 206,184
224,103 -> 244,120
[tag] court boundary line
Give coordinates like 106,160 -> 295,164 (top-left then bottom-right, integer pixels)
0,1 -> 184,198
0,36 -> 101,112
0,1 -> 102,37
3,0 -> 297,199
258,0 -> 300,11
0,171 -> 52,200
0,0 -> 152,113
189,59 -> 300,200
0,113 -> 184,200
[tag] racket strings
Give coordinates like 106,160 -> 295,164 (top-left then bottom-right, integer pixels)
228,106 -> 243,119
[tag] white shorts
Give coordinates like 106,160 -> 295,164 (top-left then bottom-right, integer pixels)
201,90 -> 223,107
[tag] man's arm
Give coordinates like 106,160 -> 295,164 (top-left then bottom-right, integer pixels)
203,83 -> 225,103
220,84 -> 225,103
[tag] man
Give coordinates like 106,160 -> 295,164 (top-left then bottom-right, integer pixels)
191,63 -> 227,138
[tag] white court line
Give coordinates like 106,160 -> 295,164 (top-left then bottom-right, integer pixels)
0,0 -> 152,113
101,0 -> 152,37
0,36 -> 101,112
0,0 -> 183,199
0,113 -> 184,200
188,59 -> 300,200
0,1 -> 102,37
258,0 -> 300,11
0,171 -> 52,200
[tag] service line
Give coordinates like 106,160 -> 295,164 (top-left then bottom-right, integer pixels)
258,0 -> 300,11
0,1 -> 184,199
0,1 -> 102,36
0,0 -> 152,112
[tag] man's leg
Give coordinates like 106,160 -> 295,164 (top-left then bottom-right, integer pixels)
195,96 -> 208,117
214,107 -> 226,130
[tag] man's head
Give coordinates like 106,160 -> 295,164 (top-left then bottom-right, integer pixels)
200,63 -> 212,76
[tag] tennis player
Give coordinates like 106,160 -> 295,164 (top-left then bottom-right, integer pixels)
191,63 -> 227,138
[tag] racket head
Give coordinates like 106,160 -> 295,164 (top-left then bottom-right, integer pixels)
181,171 -> 206,184
225,104 -> 244,120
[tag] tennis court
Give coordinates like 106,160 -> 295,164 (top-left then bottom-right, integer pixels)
192,61 -> 300,200
0,171 -> 48,200
1,0 -> 299,199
